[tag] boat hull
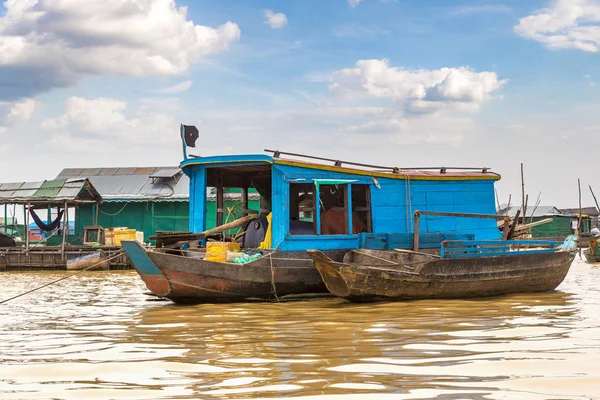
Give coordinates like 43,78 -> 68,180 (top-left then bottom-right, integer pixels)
308,250 -> 576,301
121,240 -> 172,297
123,240 -> 339,303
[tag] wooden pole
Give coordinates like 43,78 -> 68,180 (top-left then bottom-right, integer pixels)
521,163 -> 525,227
523,194 -> 529,227
507,209 -> 520,240
25,203 -> 30,250
216,173 -> 224,226
61,201 -> 68,260
241,187 -> 249,217
502,217 -> 511,240
589,185 -> 600,228
589,185 -> 600,213
529,192 -> 542,224
495,189 -> 501,212
413,212 -> 421,252
578,178 -> 582,235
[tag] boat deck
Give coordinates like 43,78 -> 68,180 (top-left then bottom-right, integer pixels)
0,246 -> 130,271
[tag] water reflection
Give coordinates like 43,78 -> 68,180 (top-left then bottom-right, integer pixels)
0,257 -> 599,399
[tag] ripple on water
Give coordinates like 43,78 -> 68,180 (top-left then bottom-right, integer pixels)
0,258 -> 599,399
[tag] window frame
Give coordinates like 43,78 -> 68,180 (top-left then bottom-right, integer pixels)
288,179 -> 372,236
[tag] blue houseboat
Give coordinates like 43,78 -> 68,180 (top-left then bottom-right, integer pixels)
122,148 -> 576,303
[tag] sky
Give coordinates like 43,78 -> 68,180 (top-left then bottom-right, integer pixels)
0,0 -> 599,208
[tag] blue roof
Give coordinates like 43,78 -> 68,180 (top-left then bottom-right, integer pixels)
180,154 -> 273,169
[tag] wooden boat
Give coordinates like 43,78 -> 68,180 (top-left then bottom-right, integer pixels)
584,236 -> 600,263
66,251 -> 109,270
122,240 -> 341,303
307,238 -> 578,302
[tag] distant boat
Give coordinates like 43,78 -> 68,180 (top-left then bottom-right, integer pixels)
584,236 -> 600,263
307,237 -> 577,302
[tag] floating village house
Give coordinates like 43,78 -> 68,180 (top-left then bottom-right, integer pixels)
0,178 -> 132,269
497,205 -> 591,238
55,167 -> 260,245
180,150 -> 503,251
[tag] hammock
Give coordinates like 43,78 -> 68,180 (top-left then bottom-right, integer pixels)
29,208 -> 64,232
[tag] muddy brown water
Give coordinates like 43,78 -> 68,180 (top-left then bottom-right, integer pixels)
1,256 -> 599,399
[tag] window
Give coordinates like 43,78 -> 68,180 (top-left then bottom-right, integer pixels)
289,182 -> 371,235
289,183 -> 315,235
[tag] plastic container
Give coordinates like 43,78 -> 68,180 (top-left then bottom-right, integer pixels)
105,228 -> 114,246
206,242 -> 241,262
226,250 -> 243,262
113,228 -> 137,246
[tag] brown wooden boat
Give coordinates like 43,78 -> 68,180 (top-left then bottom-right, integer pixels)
123,240 -> 345,303
307,247 -> 577,302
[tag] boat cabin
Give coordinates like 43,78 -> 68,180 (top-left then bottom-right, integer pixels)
180,151 -> 502,251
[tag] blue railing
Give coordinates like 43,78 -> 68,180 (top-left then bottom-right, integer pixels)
440,240 -> 564,259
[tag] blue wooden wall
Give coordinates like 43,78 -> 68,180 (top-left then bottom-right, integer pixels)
182,157 -> 501,251
271,163 -> 500,251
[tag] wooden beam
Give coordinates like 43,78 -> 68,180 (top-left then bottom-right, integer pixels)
414,210 -> 510,220
61,201 -> 68,260
413,212 -> 421,251
216,174 -> 224,226
507,209 -> 521,240
241,187 -> 248,217
25,203 -> 30,251
513,217 -> 554,232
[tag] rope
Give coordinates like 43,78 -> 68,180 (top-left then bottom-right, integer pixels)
0,250 -> 124,305
99,202 -> 129,217
269,253 -> 279,302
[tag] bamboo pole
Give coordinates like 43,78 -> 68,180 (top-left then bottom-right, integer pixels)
521,163 -> 526,226
529,192 -> 542,224
61,201 -> 68,260
514,217 -> 554,232
589,185 -> 600,229
495,189 -> 501,212
578,179 -> 582,235
25,203 -> 30,250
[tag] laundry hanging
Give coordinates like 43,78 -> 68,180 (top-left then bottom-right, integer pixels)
29,208 -> 64,232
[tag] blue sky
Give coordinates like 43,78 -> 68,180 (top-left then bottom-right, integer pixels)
1,0 -> 599,207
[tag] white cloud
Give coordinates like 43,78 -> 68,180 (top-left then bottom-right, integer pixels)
263,10 -> 288,29
450,4 -> 512,16
333,25 -> 390,38
329,59 -> 506,115
515,0 -> 600,52
0,0 -> 241,100
8,99 -> 38,121
348,0 -> 362,7
41,97 -> 179,151
155,80 -> 193,94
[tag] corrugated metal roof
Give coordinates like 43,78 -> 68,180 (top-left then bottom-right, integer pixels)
0,179 -> 101,204
56,167 -> 189,202
497,205 -> 563,218
560,207 -> 600,216
150,168 -> 182,179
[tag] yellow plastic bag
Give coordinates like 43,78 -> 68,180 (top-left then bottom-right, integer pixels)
258,213 -> 272,249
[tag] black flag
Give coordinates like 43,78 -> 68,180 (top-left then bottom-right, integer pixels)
182,125 -> 199,148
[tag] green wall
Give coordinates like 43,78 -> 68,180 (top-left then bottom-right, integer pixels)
74,201 -> 189,244
72,198 -> 260,244
530,216 -> 590,237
